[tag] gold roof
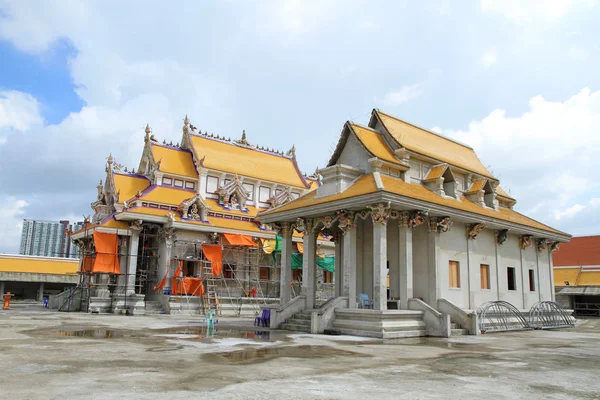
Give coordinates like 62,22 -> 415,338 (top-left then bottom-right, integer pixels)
496,185 -> 515,200
577,271 -> 600,286
424,165 -> 447,181
137,186 -> 194,205
350,124 -> 402,165
190,135 -> 307,188
0,255 -> 78,275
151,144 -> 197,178
306,178 -> 320,191
261,173 -> 565,235
375,110 -> 495,179
204,198 -> 263,217
113,173 -> 151,203
465,179 -> 487,194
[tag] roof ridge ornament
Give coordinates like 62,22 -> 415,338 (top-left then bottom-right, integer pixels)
236,129 -> 252,147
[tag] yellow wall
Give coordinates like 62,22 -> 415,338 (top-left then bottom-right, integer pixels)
0,255 -> 79,275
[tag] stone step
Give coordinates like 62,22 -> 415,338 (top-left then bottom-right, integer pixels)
333,319 -> 426,332
286,318 -> 311,326
450,323 -> 462,329
451,328 -> 469,336
291,313 -> 312,321
336,327 -> 427,339
281,323 -> 311,333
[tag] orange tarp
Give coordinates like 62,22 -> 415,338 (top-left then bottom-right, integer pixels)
172,277 -> 204,296
203,244 -> 223,276
92,232 -> 120,274
222,233 -> 257,247
297,242 -> 304,254
171,261 -> 182,292
81,256 -> 94,273
154,273 -> 167,291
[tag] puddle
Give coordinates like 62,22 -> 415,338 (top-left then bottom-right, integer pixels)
41,329 -> 132,339
153,326 -> 278,342
203,344 -> 368,365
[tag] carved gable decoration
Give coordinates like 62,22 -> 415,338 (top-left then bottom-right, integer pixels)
267,186 -> 294,208
179,193 -> 211,222
215,175 -> 251,211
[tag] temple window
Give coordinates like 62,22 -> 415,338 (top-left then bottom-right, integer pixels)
185,181 -> 195,190
259,186 -> 271,202
206,176 -> 219,194
243,183 -> 254,200
482,181 -> 497,209
528,269 -> 536,291
480,264 -> 490,289
442,168 -> 458,199
507,267 -> 517,290
174,179 -> 184,188
259,267 -> 270,281
449,261 -> 460,288
162,177 -> 172,186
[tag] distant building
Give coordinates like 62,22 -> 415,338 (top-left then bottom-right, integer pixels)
20,219 -> 82,259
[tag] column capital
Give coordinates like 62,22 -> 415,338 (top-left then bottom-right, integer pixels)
519,235 -> 534,249
495,229 -> 509,245
279,221 -> 293,238
536,238 -> 549,252
129,219 -> 143,233
336,210 -> 356,235
368,202 -> 391,225
549,241 -> 560,253
467,223 -> 486,240
428,216 -> 453,233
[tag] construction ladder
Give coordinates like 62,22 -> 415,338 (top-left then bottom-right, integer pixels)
203,261 -> 218,314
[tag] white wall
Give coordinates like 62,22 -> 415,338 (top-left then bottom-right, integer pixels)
387,220 -> 400,299
356,218 -> 374,298
338,133 -> 371,172
497,234 -> 523,306
438,223 -> 469,308
522,245 -> 539,308
538,249 -> 552,302
468,229 -> 498,309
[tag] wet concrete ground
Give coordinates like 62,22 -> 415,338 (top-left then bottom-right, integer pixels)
1,304 -> 599,399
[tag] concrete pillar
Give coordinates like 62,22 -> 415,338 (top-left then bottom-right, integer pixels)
334,234 -> 342,297
520,246 -> 527,309
466,230 -> 473,310
158,238 -> 168,291
427,228 -> 440,305
302,222 -> 317,309
398,224 -> 413,309
38,282 -> 45,301
279,223 -> 294,304
126,230 -> 141,295
164,235 -> 174,291
536,246 -> 542,302
494,235 -> 501,301
373,220 -> 388,310
342,226 -> 357,308
388,221 -> 400,301
549,249 -> 556,302
0,281 -> 4,296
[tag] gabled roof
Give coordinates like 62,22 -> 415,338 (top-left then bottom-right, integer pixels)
190,135 -> 308,188
260,172 -> 566,235
349,123 -> 404,166
150,144 -> 197,178
136,186 -> 195,205
423,165 -> 448,181
553,236 -> 600,267
496,185 -> 515,201
372,110 -> 495,179
113,173 -> 151,204
464,179 -> 488,194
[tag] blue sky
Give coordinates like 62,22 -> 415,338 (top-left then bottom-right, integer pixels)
1,0 -> 600,253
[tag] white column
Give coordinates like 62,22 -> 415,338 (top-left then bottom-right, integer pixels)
549,248 -> 556,302
520,245 -> 527,309
334,234 -> 342,297
302,221 -> 317,309
466,229 -> 473,310
536,245 -> 542,302
399,222 -> 413,309
495,233 -> 501,301
0,281 -> 4,296
373,220 -> 388,311
126,230 -> 141,295
164,235 -> 174,291
342,226 -> 357,308
388,221 -> 400,301
38,282 -> 45,301
427,225 -> 440,305
279,223 -> 293,304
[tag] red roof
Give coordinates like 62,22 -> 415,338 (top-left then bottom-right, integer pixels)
553,236 -> 600,267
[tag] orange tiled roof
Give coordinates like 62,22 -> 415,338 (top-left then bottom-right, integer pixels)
464,179 -> 487,194
553,236 -> 600,266
113,173 -> 151,203
554,268 -> 580,286
424,165 -> 447,181
137,186 -> 195,206
350,124 -> 402,165
190,135 -> 307,188
151,144 -> 197,178
496,185 -> 515,200
375,110 -> 495,179
261,173 -> 565,235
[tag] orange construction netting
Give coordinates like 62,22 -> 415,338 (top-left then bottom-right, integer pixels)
172,277 -> 204,296
222,233 -> 257,247
91,232 -> 120,274
202,244 -> 223,276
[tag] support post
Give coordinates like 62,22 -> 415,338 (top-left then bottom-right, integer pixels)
549,249 -> 556,302
373,219 -> 388,310
0,281 -> 4,296
38,282 -> 45,302
427,225 -> 441,305
302,220 -> 317,309
126,228 -> 141,295
279,223 -> 293,304
334,232 -> 342,297
342,226 -> 357,308
398,221 -> 413,309
520,246 -> 527,309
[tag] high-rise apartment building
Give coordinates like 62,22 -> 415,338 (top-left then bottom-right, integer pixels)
19,219 -> 82,258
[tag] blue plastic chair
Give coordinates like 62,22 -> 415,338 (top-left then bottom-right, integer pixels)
254,309 -> 271,327
43,297 -> 49,308
359,294 -> 373,309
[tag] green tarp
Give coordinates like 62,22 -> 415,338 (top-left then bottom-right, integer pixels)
290,252 -> 334,272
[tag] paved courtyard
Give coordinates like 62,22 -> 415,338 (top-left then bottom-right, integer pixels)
1,303 -> 599,400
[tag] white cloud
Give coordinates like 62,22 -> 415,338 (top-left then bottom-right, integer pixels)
0,90 -> 43,132
0,197 -> 28,254
480,0 -> 581,22
568,47 -> 590,61
384,83 -> 424,106
440,88 -> 600,234
481,50 -> 498,68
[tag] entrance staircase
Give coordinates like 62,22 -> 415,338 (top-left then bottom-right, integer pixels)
450,321 -> 469,336
281,311 -> 312,333
332,309 -> 427,338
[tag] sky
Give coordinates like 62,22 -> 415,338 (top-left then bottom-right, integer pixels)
1,0 -> 600,254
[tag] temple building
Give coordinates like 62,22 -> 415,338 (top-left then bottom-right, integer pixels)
68,117 -> 333,315
259,109 -> 571,338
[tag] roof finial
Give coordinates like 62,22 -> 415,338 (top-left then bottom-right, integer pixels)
184,115 -> 189,126
107,153 -> 113,165
145,123 -> 151,135
183,115 -> 190,136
